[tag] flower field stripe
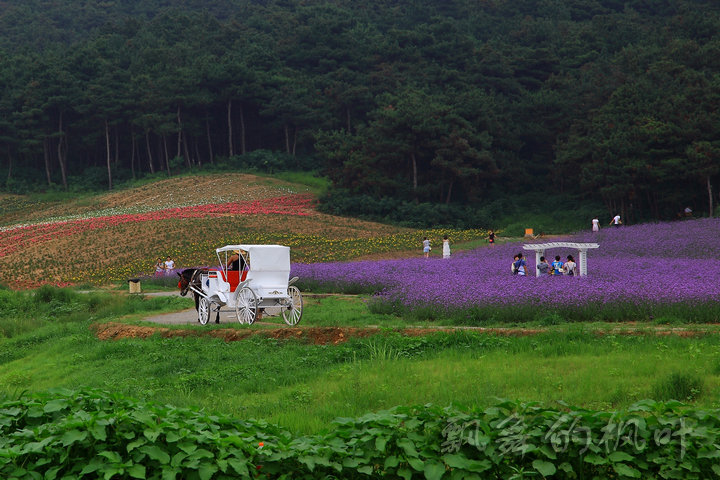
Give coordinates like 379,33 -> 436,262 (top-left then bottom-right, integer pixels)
0,194 -> 315,258
292,218 -> 720,314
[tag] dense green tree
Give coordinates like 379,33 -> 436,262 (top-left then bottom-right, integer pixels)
0,0 -> 718,224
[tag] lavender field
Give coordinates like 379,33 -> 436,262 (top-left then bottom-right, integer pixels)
292,219 -> 720,323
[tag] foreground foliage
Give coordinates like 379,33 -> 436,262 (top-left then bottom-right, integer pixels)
1,389 -> 718,479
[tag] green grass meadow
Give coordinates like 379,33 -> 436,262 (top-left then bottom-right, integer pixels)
1,288 -> 720,435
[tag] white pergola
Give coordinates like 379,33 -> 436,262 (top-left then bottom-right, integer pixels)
523,242 -> 599,276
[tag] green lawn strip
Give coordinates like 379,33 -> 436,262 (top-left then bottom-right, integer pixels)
2,325 -> 720,436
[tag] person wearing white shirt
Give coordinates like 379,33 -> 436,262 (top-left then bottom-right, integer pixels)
164,256 -> 175,272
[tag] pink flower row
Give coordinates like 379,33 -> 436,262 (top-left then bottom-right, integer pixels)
0,194 -> 315,258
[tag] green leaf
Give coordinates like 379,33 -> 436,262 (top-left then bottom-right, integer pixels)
170,451 -> 187,468
177,442 -> 197,455
397,438 -> 419,457
442,454 -> 491,473
61,430 -> 88,447
384,455 -> 400,469
79,457 -> 104,475
532,459 -> 557,477
44,466 -> 61,480
198,464 -> 218,480
424,460 -> 446,480
161,467 -> 179,480
375,436 -> 388,452
127,464 -> 146,479
43,399 -> 69,413
698,448 -> 720,459
90,423 -> 107,441
299,455 -> 316,471
612,463 -> 641,478
398,467 -> 412,480
712,465 -> 720,475
227,458 -> 248,476
139,445 -> 171,464
538,444 -> 557,460
103,467 -> 123,480
583,453 -> 607,465
126,438 -> 146,452
408,457 -> 425,471
98,451 -> 122,464
608,451 -> 635,463
357,465 -> 373,475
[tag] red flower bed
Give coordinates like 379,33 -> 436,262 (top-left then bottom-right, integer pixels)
0,194 -> 315,258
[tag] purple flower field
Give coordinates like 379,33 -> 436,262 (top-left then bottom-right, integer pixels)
291,219 -> 720,316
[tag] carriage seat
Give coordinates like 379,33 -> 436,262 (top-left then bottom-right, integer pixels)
217,269 -> 248,292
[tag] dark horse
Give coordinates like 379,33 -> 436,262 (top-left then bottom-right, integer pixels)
177,268 -> 220,324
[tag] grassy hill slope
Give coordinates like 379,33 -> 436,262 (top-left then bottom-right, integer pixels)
0,173 -> 469,288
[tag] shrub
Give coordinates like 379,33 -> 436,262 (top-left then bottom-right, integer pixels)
3,389 -> 720,480
652,372 -> 704,402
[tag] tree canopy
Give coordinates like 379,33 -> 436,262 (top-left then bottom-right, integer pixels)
1,0 -> 719,224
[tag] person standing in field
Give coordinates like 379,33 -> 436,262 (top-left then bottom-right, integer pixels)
536,256 -> 550,276
488,230 -> 495,245
592,217 -> 600,232
551,255 -> 564,276
442,235 -> 451,259
154,258 -> 165,276
422,237 -> 431,258
609,214 -> 621,228
563,255 -> 577,276
164,256 -> 175,274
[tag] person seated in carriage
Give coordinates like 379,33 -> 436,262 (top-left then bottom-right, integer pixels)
226,249 -> 248,271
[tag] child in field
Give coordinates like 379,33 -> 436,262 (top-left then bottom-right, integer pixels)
512,253 -> 527,276
488,230 -> 495,245
442,235 -> 451,259
422,237 -> 431,258
154,258 -> 165,276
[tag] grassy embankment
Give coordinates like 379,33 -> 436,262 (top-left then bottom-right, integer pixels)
1,288 -> 717,435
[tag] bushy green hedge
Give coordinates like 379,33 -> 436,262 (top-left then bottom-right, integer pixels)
317,190 -> 493,229
2,389 -> 718,479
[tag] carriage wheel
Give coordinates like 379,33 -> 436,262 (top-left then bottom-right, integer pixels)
235,287 -> 258,325
282,286 -> 303,326
198,297 -> 211,325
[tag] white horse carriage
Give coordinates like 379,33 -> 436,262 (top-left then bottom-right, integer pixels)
178,244 -> 303,326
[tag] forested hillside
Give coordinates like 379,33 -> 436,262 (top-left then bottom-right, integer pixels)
1,0 -> 719,225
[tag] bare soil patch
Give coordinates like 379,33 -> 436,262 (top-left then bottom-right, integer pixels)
91,322 -> 548,345
91,322 -> 713,345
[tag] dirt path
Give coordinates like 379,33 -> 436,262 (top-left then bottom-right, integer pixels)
97,291 -> 718,345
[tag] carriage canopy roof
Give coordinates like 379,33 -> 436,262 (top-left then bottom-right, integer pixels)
216,245 -> 290,272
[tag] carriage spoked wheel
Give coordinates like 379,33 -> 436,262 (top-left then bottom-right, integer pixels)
282,286 -> 303,326
235,287 -> 258,325
198,297 -> 211,325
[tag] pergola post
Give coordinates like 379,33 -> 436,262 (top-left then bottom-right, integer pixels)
534,249 -> 544,277
578,249 -> 588,277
